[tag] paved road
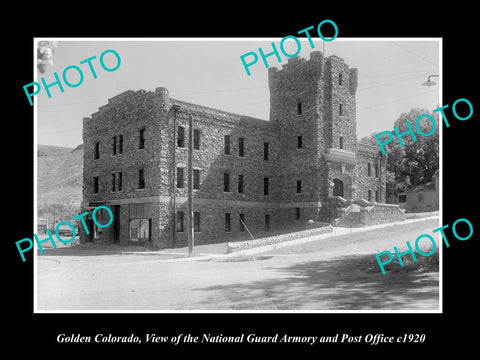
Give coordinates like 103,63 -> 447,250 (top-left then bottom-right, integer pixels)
36,218 -> 440,311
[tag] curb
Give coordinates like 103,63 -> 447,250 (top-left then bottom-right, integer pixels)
207,216 -> 440,259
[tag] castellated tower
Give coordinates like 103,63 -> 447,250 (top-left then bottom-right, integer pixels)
268,50 -> 368,218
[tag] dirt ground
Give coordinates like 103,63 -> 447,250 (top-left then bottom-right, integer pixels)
36,218 -> 440,311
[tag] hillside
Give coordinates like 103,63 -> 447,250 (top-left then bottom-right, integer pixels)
37,144 -> 84,227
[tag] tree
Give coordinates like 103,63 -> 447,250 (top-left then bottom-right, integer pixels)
37,41 -> 58,73
369,108 -> 439,200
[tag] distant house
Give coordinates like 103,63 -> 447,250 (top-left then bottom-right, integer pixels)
398,170 -> 439,213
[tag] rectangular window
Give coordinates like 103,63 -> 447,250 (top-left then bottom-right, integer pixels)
193,129 -> 200,150
224,135 -> 231,155
139,128 -> 146,149
194,212 -> 201,232
193,169 -> 200,190
264,142 -> 269,161
239,214 -> 245,232
93,176 -> 99,194
339,103 -> 344,116
264,177 -> 269,196
177,167 -> 184,188
367,163 -> 372,177
111,173 -> 116,192
297,102 -> 302,115
265,214 -> 270,232
238,137 -> 245,157
375,163 -> 379,177
339,73 -> 343,86
176,211 -> 184,232
112,136 -> 117,155
295,207 -> 301,220
129,219 -> 151,242
339,136 -> 344,149
177,126 -> 185,148
225,213 -> 231,232
398,194 -> 407,203
238,175 -> 244,193
368,190 -> 372,202
94,142 -> 100,160
118,172 -> 122,191
419,193 -> 424,203
224,173 -> 230,192
296,180 -> 302,193
375,190 -> 379,202
297,136 -> 303,149
138,169 -> 145,189
118,135 -> 123,154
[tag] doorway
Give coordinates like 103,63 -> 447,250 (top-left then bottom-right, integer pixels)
333,178 -> 344,197
113,205 -> 120,243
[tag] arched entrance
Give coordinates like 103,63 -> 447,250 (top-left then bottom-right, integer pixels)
332,178 -> 344,197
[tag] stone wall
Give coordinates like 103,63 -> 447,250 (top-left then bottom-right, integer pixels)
226,223 -> 333,253
359,203 -> 405,226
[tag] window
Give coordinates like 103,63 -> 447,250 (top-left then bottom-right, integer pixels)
138,169 -> 145,189
224,173 -> 230,192
194,212 -> 201,232
111,173 -> 116,192
94,142 -> 100,160
139,128 -> 146,149
339,136 -> 344,149
129,219 -> 151,242
297,102 -> 302,115
375,163 -> 379,178
367,163 -> 372,177
93,176 -> 99,194
177,126 -> 185,148
368,190 -> 372,201
176,211 -> 184,232
339,73 -> 343,86
295,207 -> 301,220
224,135 -> 231,155
118,172 -> 122,191
238,175 -> 244,193
193,129 -> 200,150
118,135 -> 123,154
264,142 -> 269,161
112,136 -> 117,155
239,214 -> 245,232
238,137 -> 245,157
225,213 -> 231,232
264,177 -> 269,196
339,103 -> 344,116
296,180 -> 302,193
297,136 -> 303,149
398,194 -> 407,203
177,167 -> 184,188
418,193 -> 424,203
375,190 -> 379,202
265,214 -> 270,232
193,169 -> 200,190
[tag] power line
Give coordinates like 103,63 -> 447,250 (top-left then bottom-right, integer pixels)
357,89 -> 438,112
391,42 -> 438,68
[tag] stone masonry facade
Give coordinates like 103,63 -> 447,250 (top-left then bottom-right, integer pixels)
80,51 -> 387,248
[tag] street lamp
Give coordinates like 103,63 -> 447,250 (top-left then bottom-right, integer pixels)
422,74 -> 439,87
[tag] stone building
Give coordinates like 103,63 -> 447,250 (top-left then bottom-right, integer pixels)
80,51 -> 386,247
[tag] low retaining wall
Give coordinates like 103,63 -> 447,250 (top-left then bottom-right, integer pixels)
226,224 -> 333,253
360,203 -> 405,226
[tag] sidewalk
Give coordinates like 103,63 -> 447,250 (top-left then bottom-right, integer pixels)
37,216 -> 439,259
132,215 -> 440,258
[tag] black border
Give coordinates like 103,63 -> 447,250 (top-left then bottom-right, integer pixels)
7,5 -> 478,354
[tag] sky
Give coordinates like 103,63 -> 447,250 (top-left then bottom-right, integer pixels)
35,38 -> 440,148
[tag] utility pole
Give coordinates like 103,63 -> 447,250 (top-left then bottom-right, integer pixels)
187,113 -> 194,256
172,104 -> 181,247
